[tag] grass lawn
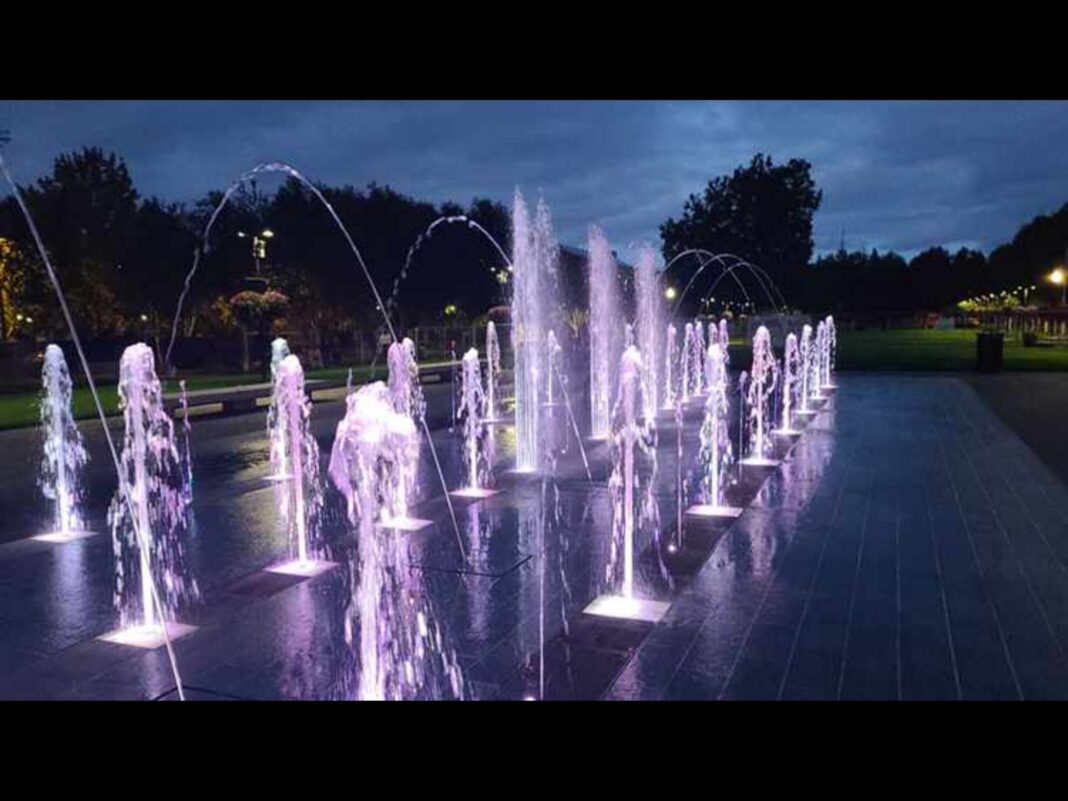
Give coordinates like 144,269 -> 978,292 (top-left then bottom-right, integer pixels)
723,328 -> 1068,371
0,361 -> 407,432
837,328 -> 1068,371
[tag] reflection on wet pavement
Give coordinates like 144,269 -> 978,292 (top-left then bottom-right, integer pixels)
4,375 -> 1068,699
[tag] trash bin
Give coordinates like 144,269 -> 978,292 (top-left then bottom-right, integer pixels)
976,331 -> 1003,373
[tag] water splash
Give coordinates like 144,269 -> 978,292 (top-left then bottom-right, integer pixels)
511,192 -> 560,470
384,339 -> 425,522
266,337 -> 292,481
822,315 -> 837,389
587,225 -> 620,439
698,342 -> 733,507
799,324 -> 814,413
682,321 -> 705,399
605,346 -> 659,598
458,348 -> 491,492
811,320 -> 828,402
178,379 -> 193,504
663,323 -> 678,408
272,355 -> 324,566
108,343 -> 199,630
328,382 -> 464,700
742,326 -> 779,465
37,344 -> 88,539
270,337 -> 290,378
680,322 -> 693,402
774,332 -> 802,435
545,329 -> 561,408
485,321 -> 501,421
634,246 -> 662,422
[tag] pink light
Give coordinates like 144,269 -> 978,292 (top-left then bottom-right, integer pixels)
450,488 -> 499,500
98,621 -> 197,650
685,504 -> 744,519
265,559 -> 339,578
31,529 -> 97,544
378,516 -> 433,532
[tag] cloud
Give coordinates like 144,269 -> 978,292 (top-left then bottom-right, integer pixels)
3,100 -> 1067,264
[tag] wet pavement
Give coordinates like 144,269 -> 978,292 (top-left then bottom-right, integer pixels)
3,374 -> 1068,699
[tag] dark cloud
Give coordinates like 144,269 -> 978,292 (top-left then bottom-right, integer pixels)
2,100 -> 1067,263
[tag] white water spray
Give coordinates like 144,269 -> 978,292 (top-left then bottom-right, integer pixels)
587,225 -> 620,440
485,321 -> 501,421
109,343 -> 199,631
37,344 -> 89,540
328,382 -> 464,700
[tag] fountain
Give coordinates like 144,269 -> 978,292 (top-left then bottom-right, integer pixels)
99,343 -> 198,648
545,329 -> 561,408
719,319 -> 730,363
381,338 -> 432,530
773,332 -> 803,436
680,322 -> 693,402
587,225 -> 621,440
797,324 -> 816,417
810,320 -> 828,402
33,344 -> 94,543
635,245 -> 662,420
686,320 -> 705,398
265,337 -> 292,482
821,315 -> 838,390
329,382 -> 465,700
511,191 -> 559,470
663,323 -> 678,410
485,321 -> 501,422
740,326 -> 780,467
686,341 -> 742,519
584,346 -> 669,623
451,348 -> 498,500
265,355 -> 336,577
178,379 -> 193,504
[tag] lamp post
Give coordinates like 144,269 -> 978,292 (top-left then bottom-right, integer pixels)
237,229 -> 274,284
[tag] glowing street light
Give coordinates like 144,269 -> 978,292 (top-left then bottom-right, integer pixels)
1050,267 -> 1066,306
664,286 -> 677,301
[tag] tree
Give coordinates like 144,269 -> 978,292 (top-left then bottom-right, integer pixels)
0,147 -> 139,337
660,153 -> 822,302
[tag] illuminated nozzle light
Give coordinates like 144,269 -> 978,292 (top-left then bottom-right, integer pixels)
33,344 -> 94,543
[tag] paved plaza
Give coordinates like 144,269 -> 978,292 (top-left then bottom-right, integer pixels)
2,374 -> 1068,699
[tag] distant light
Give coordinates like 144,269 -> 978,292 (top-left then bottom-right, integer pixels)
664,286 -> 677,300
261,229 -> 274,239
1050,267 -> 1065,286
140,314 -> 149,322
444,304 -> 458,316
237,231 -> 247,238
25,317 -> 33,324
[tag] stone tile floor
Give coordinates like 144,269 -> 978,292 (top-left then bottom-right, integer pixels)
2,374 -> 1067,699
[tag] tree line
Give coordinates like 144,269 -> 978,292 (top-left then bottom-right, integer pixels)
661,153 -> 1068,315
0,147 -> 511,355
3,147 -> 1068,359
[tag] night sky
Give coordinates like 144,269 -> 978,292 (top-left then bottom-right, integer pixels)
2,100 -> 1067,264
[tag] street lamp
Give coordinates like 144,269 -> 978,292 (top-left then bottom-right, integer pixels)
664,286 -> 677,301
237,229 -> 274,283
1050,267 -> 1066,307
